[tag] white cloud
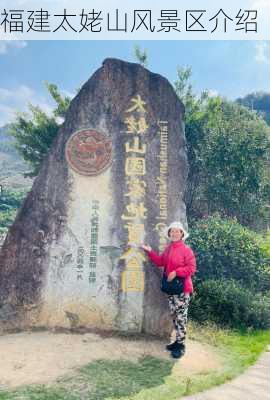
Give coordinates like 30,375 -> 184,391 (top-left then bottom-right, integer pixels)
254,41 -> 270,64
0,85 -> 54,127
0,85 -> 34,101
207,89 -> 219,98
62,89 -> 76,99
0,104 -> 18,125
0,41 -> 27,55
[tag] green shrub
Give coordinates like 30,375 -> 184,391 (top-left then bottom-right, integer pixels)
189,279 -> 270,329
187,216 -> 270,329
256,229 -> 270,259
0,188 -> 27,231
188,215 -> 270,293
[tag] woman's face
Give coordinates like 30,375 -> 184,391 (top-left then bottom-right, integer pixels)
169,228 -> 184,241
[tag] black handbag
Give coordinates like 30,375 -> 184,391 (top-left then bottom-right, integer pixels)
161,274 -> 185,295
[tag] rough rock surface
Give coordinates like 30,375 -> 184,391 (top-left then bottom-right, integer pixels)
0,58 -> 187,336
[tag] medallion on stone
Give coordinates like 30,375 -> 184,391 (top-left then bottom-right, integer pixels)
65,129 -> 113,176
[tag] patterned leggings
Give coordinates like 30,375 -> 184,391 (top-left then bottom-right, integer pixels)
168,293 -> 190,344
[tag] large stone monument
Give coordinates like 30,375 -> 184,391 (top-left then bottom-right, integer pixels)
0,58 -> 187,336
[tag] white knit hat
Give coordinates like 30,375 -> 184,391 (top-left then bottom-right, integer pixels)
166,221 -> 189,241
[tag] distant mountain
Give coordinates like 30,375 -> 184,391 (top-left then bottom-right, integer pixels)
0,125 -> 33,191
236,92 -> 270,125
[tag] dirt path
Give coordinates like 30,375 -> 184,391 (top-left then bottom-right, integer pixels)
0,331 -> 221,388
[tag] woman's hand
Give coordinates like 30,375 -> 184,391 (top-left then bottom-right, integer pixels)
141,244 -> 152,252
167,271 -> 176,282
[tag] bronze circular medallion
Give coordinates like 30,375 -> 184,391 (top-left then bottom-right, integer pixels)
65,129 -> 113,176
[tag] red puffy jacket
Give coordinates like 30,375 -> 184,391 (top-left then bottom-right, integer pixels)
147,240 -> 196,294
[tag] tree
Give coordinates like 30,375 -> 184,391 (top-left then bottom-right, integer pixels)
0,188 -> 27,233
45,82 -> 71,119
133,44 -> 148,67
201,100 -> 270,226
9,83 -> 71,177
174,67 -> 270,227
236,91 -> 270,125
174,66 -> 213,218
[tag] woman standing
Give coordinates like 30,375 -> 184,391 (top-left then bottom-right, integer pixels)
142,221 -> 196,359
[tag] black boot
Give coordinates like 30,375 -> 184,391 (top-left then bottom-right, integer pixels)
171,342 -> 185,359
166,340 -> 178,351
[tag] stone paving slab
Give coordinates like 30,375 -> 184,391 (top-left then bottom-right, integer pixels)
183,346 -> 270,400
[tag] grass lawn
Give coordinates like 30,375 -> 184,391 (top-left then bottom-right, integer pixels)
0,323 -> 269,400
